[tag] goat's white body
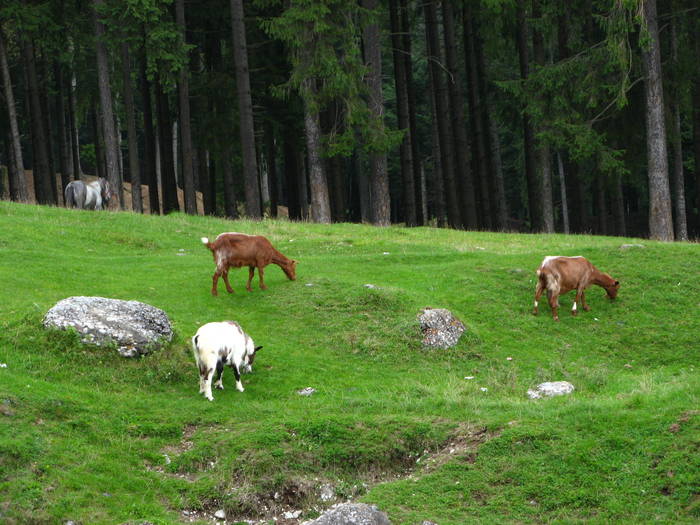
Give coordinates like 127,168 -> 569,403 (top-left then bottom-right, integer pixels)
192,321 -> 257,401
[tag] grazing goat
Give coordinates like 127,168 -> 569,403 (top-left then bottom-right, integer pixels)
201,232 -> 297,295
533,256 -> 620,321
192,321 -> 262,400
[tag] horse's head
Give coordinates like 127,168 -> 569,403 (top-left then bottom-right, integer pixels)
99,178 -> 114,204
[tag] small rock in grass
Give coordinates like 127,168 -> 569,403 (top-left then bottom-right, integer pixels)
620,243 -> 645,249
527,381 -> 574,399
480,387 -> 488,392
302,503 -> 390,525
0,363 -> 7,368
214,509 -> 226,519
319,484 -> 335,502
364,284 -> 377,289
284,510 -> 302,519
297,387 -> 317,396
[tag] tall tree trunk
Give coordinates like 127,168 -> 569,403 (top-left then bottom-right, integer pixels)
474,7 -> 502,228
283,132 -> 301,220
221,150 -> 238,218
515,0 -> 539,231
612,171 -> 626,236
0,24 -> 29,202
198,148 -> 214,215
38,57 -> 58,203
362,0 -> 390,226
264,121 -> 278,218
21,36 -> 53,204
425,0 -> 461,228
531,0 -> 554,232
230,0 -> 262,219
557,11 -> 585,232
67,67 -> 81,179
140,42 -> 159,214
487,97 -> 508,229
155,74 -> 179,214
556,152 -> 570,234
356,153 -> 371,223
92,101 -> 106,180
669,14 -> 688,240
641,0 -> 673,240
53,61 -> 71,198
93,0 -> 123,209
120,41 -> 142,213
594,173 -> 608,235
444,2 -> 477,229
302,81 -> 331,223
175,0 -> 196,215
429,87 -> 446,227
463,3 -> 491,229
389,0 -> 417,226
693,28 -> 700,236
298,151 -> 310,219
400,0 -> 424,224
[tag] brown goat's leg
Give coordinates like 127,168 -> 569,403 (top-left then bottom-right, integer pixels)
258,266 -> 267,290
246,267 -> 254,292
581,291 -> 590,311
548,291 -> 560,321
533,281 -> 545,315
572,289 -> 583,316
211,273 -> 220,296
222,270 -> 234,294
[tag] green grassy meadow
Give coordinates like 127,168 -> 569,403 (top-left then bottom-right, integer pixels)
0,201 -> 698,524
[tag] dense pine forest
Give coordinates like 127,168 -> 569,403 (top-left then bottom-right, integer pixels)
0,0 -> 698,240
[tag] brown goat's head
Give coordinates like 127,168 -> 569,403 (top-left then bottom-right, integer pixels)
282,260 -> 297,281
605,279 -> 620,300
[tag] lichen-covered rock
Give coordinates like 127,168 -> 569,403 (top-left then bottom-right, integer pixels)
43,296 -> 173,357
527,381 -> 575,399
303,503 -> 391,525
418,308 -> 465,349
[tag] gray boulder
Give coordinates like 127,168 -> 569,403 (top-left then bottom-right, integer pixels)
303,503 -> 390,525
527,381 -> 575,399
418,308 -> 465,349
43,296 -> 173,357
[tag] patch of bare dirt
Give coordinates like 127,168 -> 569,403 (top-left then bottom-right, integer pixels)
174,422 -> 500,524
668,410 -> 699,434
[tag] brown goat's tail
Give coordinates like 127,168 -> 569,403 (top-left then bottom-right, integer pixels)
201,237 -> 213,251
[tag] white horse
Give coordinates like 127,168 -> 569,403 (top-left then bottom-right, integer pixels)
64,178 -> 114,210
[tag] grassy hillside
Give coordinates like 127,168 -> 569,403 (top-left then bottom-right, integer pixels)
0,201 -> 698,525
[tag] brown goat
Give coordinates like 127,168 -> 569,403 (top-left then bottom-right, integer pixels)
201,232 -> 297,295
533,256 -> 620,321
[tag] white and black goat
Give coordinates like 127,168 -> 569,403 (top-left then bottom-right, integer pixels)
192,321 -> 262,400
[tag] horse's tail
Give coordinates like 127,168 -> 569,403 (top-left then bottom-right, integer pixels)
64,183 -> 76,208
64,181 -> 86,209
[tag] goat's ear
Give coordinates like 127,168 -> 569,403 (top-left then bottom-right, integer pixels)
254,345 -> 263,353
